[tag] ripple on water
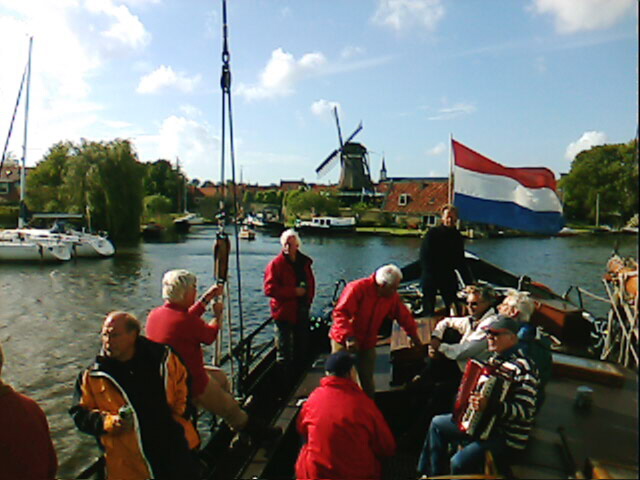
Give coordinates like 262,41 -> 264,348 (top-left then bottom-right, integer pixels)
0,232 -> 636,477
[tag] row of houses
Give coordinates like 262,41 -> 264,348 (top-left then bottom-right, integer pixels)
2,161 -> 451,228
190,175 -> 451,228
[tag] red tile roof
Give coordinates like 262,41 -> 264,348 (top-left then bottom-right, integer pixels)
381,179 -> 449,214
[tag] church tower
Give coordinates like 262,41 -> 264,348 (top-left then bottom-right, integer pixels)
379,157 -> 388,182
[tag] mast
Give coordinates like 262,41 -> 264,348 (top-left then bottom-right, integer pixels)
19,36 -> 33,228
448,133 -> 454,204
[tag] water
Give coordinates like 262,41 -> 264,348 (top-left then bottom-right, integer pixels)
0,228 -> 636,477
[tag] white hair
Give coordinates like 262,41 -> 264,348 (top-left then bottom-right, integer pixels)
280,228 -> 301,248
503,289 -> 535,322
162,269 -> 197,303
375,264 -> 403,286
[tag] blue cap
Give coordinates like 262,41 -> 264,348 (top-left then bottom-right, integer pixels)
324,351 -> 356,376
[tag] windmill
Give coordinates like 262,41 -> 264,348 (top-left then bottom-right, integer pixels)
315,107 -> 373,191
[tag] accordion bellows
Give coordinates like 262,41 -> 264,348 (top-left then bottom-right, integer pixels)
453,359 -> 515,440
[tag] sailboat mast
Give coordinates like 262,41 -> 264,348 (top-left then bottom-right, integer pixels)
19,36 -> 33,228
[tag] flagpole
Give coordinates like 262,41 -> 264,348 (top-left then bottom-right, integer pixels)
448,133 -> 454,204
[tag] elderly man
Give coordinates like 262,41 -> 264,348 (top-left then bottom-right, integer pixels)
296,351 -> 396,480
146,269 -> 280,446
1,342 -> 57,480
70,312 -> 200,480
417,315 -> 539,477
330,264 -> 423,398
419,204 -> 473,316
264,229 -> 315,385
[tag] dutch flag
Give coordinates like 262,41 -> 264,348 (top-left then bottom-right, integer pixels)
452,139 -> 564,235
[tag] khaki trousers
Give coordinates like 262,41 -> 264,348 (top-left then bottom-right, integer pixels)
331,339 -> 377,398
195,366 -> 248,431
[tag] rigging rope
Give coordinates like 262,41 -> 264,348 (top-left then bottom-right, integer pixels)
0,65 -> 27,173
219,0 -> 247,394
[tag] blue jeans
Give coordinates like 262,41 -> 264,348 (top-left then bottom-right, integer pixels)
417,413 -> 509,476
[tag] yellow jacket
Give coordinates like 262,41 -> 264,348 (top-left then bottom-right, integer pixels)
70,337 -> 199,480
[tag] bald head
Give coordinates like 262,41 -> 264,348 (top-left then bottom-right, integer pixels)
101,311 -> 140,362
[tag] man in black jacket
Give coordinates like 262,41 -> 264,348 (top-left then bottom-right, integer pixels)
419,204 -> 472,316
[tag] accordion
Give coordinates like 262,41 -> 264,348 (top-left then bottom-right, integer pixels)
453,359 -> 514,440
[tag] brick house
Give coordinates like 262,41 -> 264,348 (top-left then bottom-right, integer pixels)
0,162 -> 23,203
379,177 -> 450,228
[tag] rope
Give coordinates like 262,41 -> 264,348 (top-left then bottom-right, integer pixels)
574,286 -> 611,305
0,65 -> 27,172
219,0 -> 246,394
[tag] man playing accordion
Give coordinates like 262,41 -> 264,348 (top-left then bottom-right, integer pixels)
417,315 -> 539,477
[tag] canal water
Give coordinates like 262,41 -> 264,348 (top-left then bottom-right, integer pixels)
0,228 -> 636,477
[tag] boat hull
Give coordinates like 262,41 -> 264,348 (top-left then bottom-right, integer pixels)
0,241 -> 72,261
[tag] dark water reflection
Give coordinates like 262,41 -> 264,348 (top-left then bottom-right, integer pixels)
0,228 -> 636,477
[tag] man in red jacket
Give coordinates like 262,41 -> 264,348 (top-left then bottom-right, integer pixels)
295,351 -> 396,480
0,341 -> 58,480
264,229 -> 316,387
330,264 -> 423,397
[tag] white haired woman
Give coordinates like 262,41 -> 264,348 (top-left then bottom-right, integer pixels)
263,229 -> 316,390
146,269 -> 281,445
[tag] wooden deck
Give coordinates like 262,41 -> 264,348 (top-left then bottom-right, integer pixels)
239,325 -> 638,479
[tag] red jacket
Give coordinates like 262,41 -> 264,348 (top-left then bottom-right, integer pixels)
264,251 -> 316,325
295,376 -> 396,480
0,384 -> 57,480
146,301 -> 219,397
330,273 -> 418,350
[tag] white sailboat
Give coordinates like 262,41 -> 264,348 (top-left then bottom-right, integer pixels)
0,39 -> 115,260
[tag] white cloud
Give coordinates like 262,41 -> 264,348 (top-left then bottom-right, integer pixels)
84,0 -> 151,50
134,115 -> 219,179
565,131 -> 608,160
428,102 -> 476,121
137,65 -> 201,94
530,0 -> 635,34
310,99 -> 341,117
341,45 -> 365,59
372,0 -> 445,32
236,48 -> 327,101
426,142 -> 446,156
0,0 -> 153,164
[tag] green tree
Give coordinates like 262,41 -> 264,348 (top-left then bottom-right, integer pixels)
143,159 -> 182,211
285,190 -> 340,216
26,139 -> 144,241
144,194 -> 173,215
559,140 -> 638,226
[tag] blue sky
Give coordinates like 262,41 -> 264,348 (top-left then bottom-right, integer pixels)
0,0 -> 637,186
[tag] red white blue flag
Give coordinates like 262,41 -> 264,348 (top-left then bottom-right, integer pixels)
452,139 -> 564,234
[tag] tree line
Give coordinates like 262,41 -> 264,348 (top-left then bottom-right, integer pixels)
559,139 -> 638,227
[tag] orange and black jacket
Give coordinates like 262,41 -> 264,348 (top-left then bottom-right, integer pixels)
69,336 -> 200,480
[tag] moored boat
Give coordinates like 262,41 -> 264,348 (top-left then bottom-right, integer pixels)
238,225 -> 256,240
295,216 -> 356,234
0,236 -> 72,262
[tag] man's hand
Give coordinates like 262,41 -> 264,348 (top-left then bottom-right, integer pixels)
428,337 -> 441,358
211,301 -> 224,325
202,284 -> 223,304
345,337 -> 359,352
104,413 -> 133,434
469,393 -> 488,412
410,334 -> 424,350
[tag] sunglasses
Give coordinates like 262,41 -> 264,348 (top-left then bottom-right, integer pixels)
485,330 -> 509,338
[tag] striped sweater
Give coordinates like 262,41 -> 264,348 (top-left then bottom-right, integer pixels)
488,347 -> 539,450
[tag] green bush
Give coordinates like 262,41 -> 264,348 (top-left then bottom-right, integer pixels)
144,194 -> 173,215
0,206 -> 19,227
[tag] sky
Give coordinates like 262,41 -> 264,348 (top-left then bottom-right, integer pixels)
0,0 -> 637,186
